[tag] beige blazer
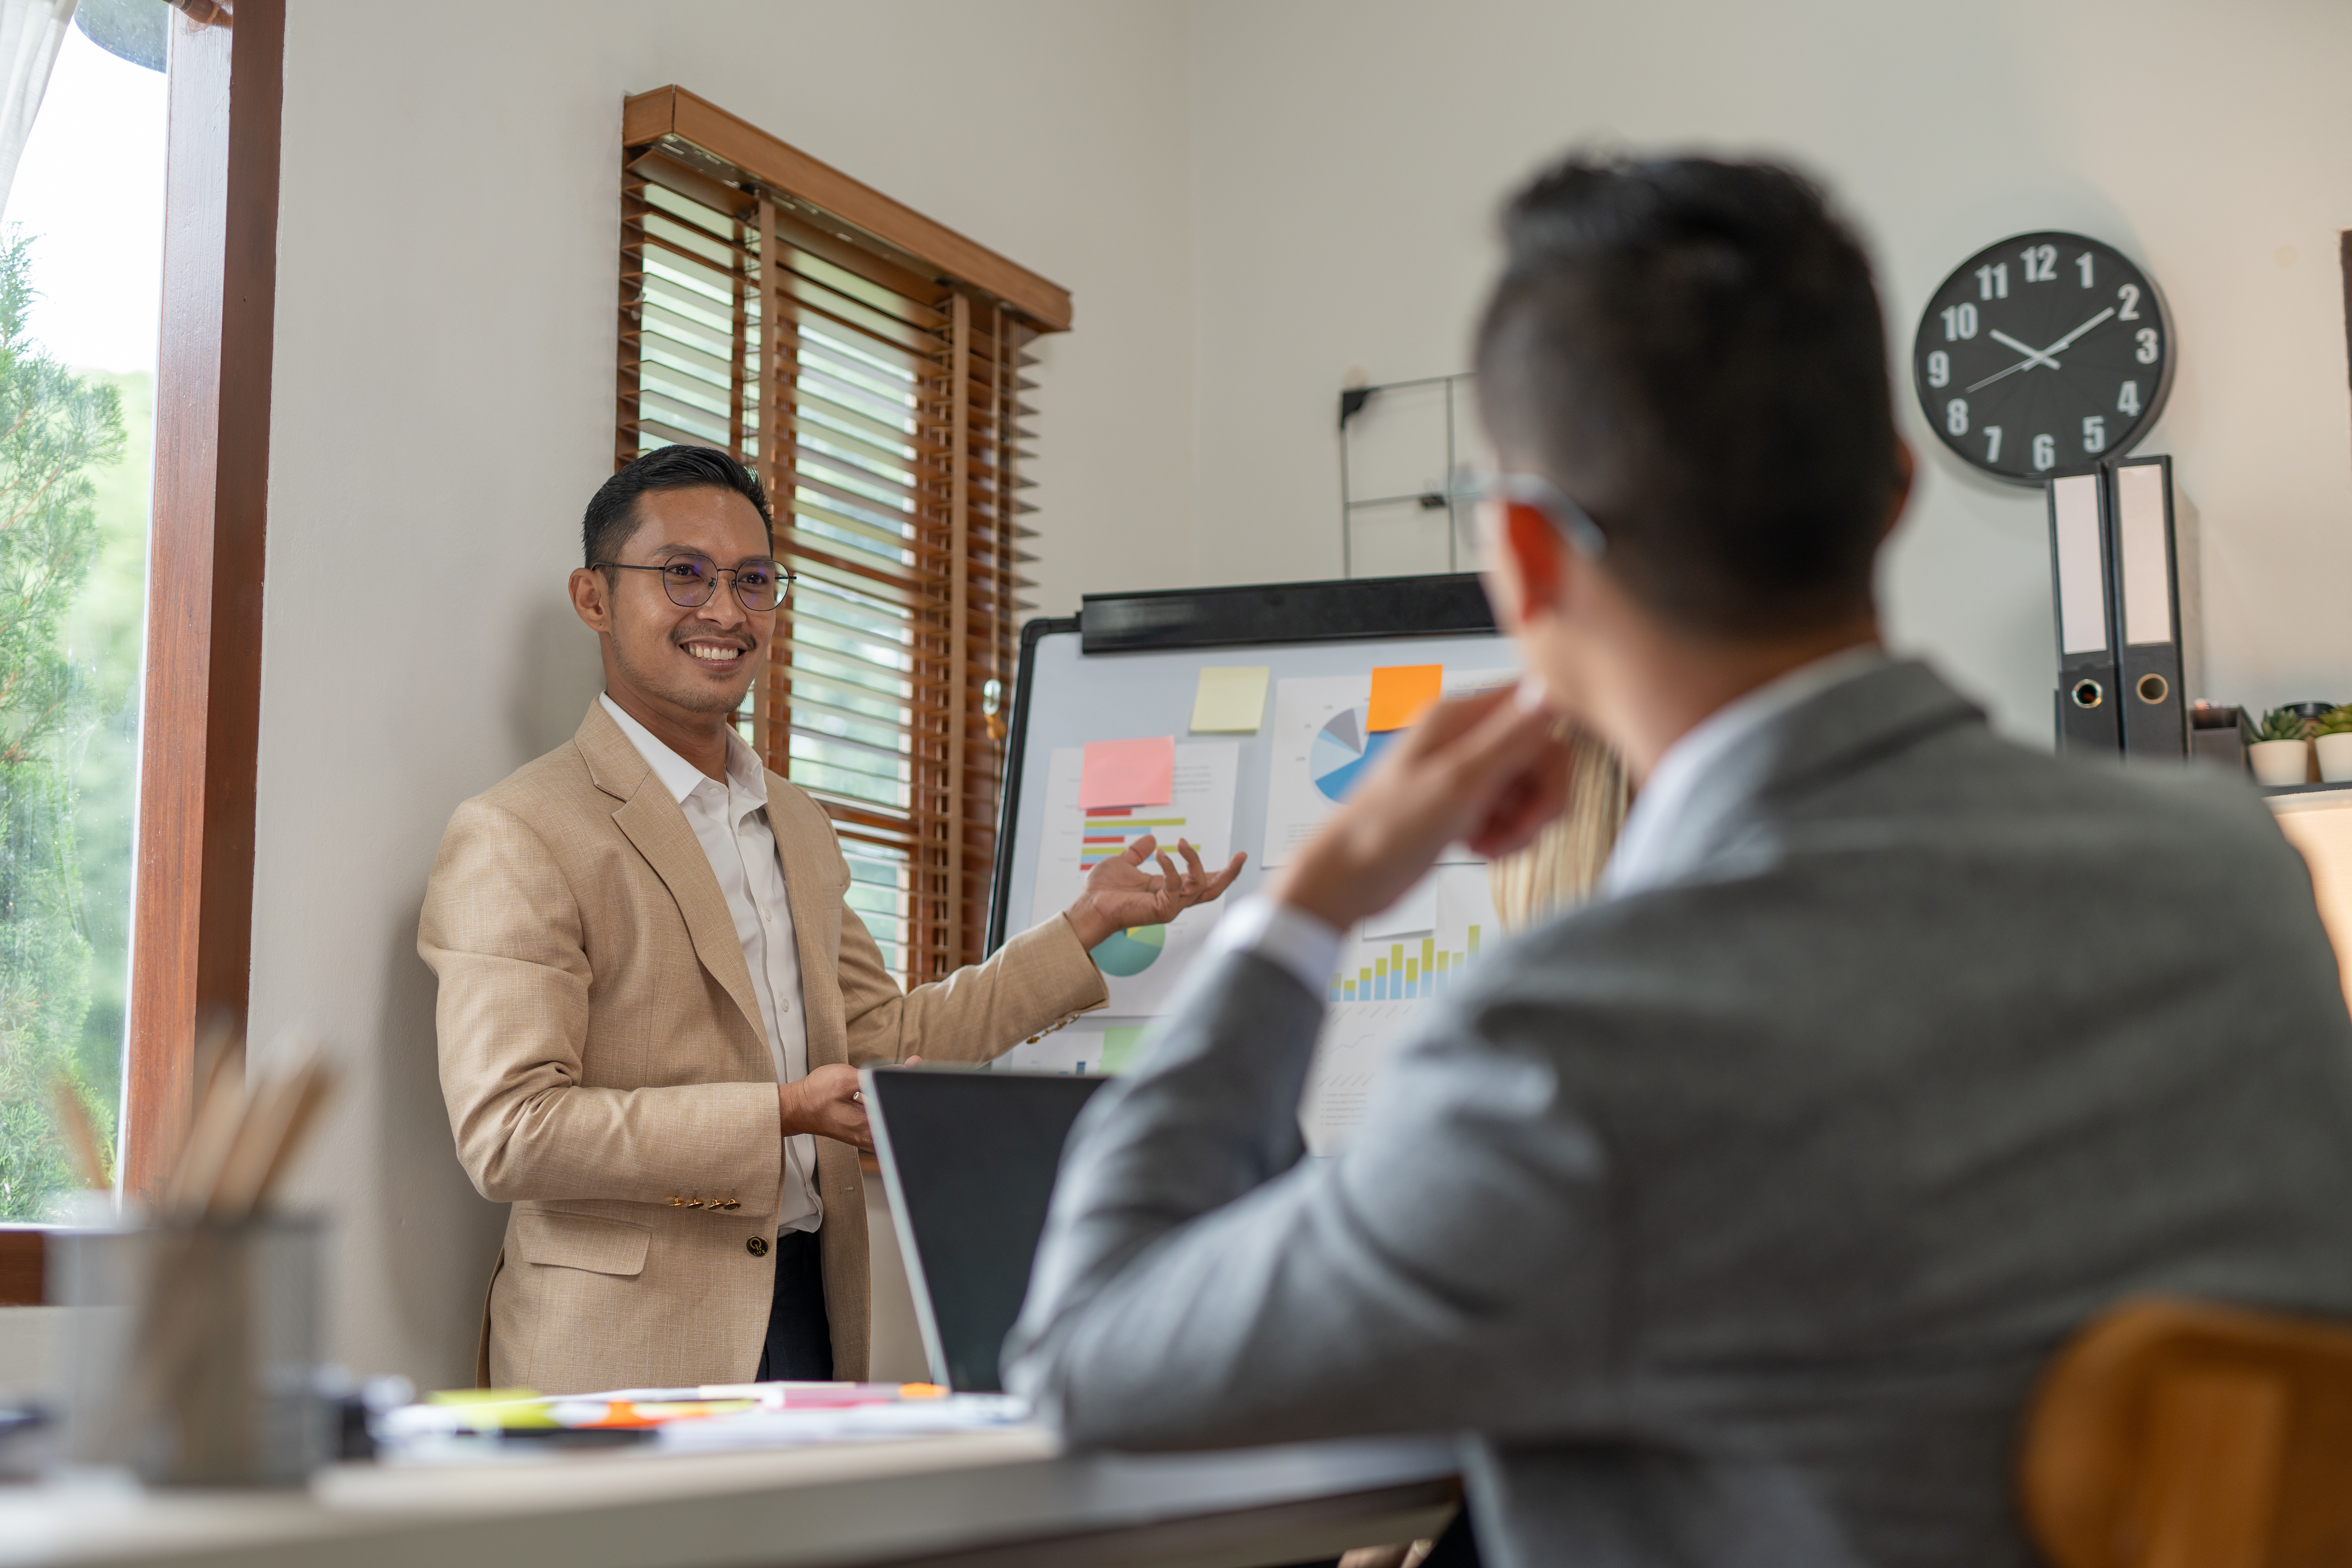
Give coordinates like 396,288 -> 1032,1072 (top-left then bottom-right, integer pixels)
419,700 -> 1106,1394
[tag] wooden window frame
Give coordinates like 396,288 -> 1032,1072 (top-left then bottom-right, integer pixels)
124,0 -> 282,1196
0,0 -> 282,1300
617,87 -> 1066,986
622,89 -> 1071,332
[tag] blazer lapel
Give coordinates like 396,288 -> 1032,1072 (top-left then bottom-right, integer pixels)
767,772 -> 850,1070
575,702 -> 770,1060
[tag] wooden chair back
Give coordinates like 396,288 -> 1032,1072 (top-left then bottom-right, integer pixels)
2020,1298 -> 2352,1568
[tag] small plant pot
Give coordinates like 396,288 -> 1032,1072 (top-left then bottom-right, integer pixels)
2315,734 -> 2352,783
2250,739 -> 2312,787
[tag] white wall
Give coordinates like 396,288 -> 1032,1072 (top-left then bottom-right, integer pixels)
253,0 -> 1193,1387
1182,0 -> 2352,739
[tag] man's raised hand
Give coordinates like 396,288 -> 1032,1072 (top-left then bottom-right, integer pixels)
1064,834 -> 1246,950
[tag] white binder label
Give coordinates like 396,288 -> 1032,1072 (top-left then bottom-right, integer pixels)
2115,462 -> 2173,646
2053,473 -> 2109,655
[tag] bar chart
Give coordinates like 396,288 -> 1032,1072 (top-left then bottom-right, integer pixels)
1328,926 -> 1482,1003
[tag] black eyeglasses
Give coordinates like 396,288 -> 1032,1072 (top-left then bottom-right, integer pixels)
596,550 -> 793,611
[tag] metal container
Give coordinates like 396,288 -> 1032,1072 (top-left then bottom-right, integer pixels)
52,1215 -> 330,1485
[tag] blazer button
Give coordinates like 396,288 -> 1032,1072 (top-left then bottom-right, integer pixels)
747,1236 -> 769,1258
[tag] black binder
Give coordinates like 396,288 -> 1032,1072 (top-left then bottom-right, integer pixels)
2107,454 -> 2190,758
2046,466 -> 2121,754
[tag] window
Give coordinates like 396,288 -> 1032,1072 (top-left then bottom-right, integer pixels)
0,11 -> 167,1220
615,88 -> 1067,985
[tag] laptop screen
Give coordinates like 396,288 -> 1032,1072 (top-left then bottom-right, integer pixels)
861,1067 -> 1108,1392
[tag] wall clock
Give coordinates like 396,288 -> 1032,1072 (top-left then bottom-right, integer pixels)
1911,231 -> 2173,485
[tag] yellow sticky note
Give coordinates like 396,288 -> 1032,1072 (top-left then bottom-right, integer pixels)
1190,666 -> 1270,733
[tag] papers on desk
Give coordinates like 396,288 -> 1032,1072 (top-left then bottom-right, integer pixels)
375,1380 -> 1029,1460
655,1395 -> 1027,1453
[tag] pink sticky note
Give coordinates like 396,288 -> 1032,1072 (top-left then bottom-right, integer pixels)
1080,736 -> 1176,810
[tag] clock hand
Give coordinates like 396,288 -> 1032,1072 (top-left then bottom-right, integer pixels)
1989,329 -> 2061,371
1962,308 -> 2122,395
1966,353 -> 2041,394
2042,306 -> 2116,355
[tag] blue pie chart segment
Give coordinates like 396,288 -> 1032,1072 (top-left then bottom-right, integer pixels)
1092,924 -> 1166,977
1311,711 -> 1394,803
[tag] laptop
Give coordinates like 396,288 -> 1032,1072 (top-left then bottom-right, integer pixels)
861,1066 -> 1108,1392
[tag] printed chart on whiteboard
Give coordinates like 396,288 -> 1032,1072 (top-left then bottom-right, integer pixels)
997,643 -> 1519,1159
1297,863 -> 1499,1155
1025,739 -> 1238,1016
1263,665 -> 1516,867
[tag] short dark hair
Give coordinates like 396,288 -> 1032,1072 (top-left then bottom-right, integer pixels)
1473,155 -> 1900,636
583,444 -> 775,569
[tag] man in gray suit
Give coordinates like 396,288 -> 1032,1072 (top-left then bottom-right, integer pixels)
1003,157 -> 2352,1568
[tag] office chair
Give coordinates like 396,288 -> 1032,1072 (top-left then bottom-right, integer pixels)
2020,1298 -> 2352,1568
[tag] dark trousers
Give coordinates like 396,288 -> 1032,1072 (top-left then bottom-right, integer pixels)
756,1227 -> 834,1381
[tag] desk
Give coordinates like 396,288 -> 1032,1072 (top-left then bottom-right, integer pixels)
0,1429 -> 1462,1568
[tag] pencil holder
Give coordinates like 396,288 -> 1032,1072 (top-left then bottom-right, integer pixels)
54,1215 -> 330,1486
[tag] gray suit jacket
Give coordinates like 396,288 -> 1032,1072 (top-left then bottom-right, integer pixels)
1003,660 -> 2352,1568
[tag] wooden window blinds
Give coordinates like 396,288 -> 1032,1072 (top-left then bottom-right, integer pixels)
615,88 -> 1069,985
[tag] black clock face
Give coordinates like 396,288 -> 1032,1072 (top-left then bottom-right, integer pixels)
1911,231 -> 2172,485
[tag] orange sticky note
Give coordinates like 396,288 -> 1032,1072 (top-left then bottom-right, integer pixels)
1079,736 -> 1175,809
1367,665 -> 1443,732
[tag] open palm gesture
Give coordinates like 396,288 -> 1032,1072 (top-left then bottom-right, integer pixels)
1064,834 -> 1246,949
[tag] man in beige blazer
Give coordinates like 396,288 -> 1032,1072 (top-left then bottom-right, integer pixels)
421,445 -> 1240,1394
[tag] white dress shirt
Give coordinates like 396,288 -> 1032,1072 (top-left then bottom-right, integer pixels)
601,694 -> 823,1234
1217,646 -> 1891,994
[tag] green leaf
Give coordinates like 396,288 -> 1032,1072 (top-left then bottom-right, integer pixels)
2254,706 -> 2315,745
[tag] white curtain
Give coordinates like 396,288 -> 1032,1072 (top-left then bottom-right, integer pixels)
0,0 -> 76,222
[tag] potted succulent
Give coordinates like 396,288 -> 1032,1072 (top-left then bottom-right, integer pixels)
2315,707 -> 2352,783
2249,706 -> 2316,786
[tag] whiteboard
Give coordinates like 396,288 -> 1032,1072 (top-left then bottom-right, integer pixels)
985,577 -> 1513,1152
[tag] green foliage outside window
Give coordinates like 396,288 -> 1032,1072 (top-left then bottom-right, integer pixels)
0,230 -> 129,1218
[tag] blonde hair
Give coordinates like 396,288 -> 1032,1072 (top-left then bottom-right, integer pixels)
1488,730 -> 1631,933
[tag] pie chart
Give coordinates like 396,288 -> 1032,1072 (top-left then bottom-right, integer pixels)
1309,708 -> 1395,803
1091,923 -> 1166,977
